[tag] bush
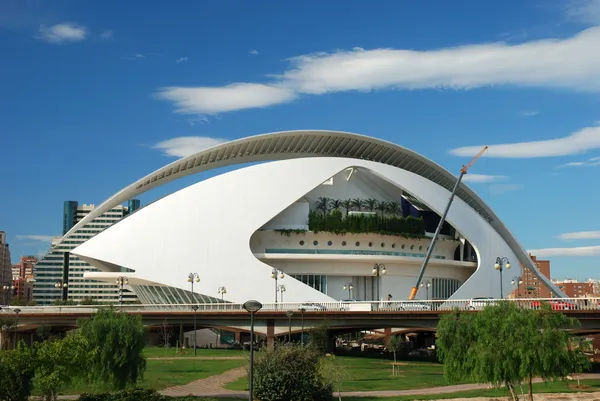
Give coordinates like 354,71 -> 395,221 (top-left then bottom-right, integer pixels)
0,344 -> 36,401
308,210 -> 425,237
77,388 -> 166,401
254,343 -> 333,401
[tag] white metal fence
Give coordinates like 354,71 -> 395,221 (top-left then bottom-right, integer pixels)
2,298 -> 600,315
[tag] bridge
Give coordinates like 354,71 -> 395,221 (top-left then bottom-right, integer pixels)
2,298 -> 600,344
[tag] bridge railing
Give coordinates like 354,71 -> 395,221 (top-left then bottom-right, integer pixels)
2,298 -> 600,315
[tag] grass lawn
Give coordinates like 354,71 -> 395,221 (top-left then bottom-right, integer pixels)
143,346 -> 246,358
226,357 -> 448,392
35,358 -> 247,396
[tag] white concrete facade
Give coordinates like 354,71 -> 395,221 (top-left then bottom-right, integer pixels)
71,134 -> 564,303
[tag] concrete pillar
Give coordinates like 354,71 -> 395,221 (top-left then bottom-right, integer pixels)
266,319 -> 275,349
234,331 -> 241,343
384,327 -> 392,345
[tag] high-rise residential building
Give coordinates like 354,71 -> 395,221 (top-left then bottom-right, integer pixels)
0,231 -> 13,300
33,200 -> 141,305
12,255 -> 37,280
510,254 -> 552,298
552,278 -> 597,298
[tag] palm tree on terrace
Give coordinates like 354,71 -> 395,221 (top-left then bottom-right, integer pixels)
315,197 -> 331,215
362,198 -> 378,212
341,199 -> 352,216
329,199 -> 342,212
386,201 -> 402,216
350,198 -> 363,211
375,200 -> 388,217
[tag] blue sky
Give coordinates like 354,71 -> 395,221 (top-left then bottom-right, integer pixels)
2,0 -> 600,279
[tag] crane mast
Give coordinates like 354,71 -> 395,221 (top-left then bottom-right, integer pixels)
408,146 -> 488,300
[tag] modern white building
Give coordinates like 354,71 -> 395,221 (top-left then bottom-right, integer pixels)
70,130 -> 566,304
33,201 -> 140,304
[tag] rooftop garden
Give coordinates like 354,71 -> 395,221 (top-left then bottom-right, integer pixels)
283,197 -> 426,238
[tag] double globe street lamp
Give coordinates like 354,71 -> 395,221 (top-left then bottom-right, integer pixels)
243,300 -> 263,401
54,281 -> 67,302
511,276 -> 523,298
343,282 -> 354,299
372,263 -> 386,301
271,269 -> 284,305
420,279 -> 431,300
187,272 -> 200,355
494,257 -> 511,299
116,276 -> 128,305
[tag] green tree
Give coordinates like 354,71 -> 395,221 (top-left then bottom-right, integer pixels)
34,334 -> 91,401
329,199 -> 342,212
386,201 -> 402,216
78,308 -> 147,390
437,303 -> 589,401
362,198 -> 377,212
387,334 -> 403,376
254,343 -> 332,401
350,198 -> 362,211
341,199 -> 352,216
308,321 -> 330,355
0,343 -> 36,401
375,200 -> 388,217
315,197 -> 331,215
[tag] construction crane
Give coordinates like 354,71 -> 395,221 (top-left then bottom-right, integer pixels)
408,146 -> 488,300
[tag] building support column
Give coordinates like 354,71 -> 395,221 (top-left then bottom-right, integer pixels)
384,327 -> 392,345
266,319 -> 275,349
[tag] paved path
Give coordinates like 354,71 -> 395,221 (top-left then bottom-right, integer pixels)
161,366 -> 247,398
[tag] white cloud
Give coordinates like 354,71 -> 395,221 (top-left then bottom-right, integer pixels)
565,0 -> 600,25
100,29 -> 114,40
16,234 -> 57,242
249,50 -> 259,55
152,136 -> 228,157
556,155 -> 600,167
527,245 -> 600,257
520,110 -> 539,117
38,23 -> 87,44
156,27 -> 600,114
557,231 -> 600,240
489,183 -> 523,195
155,84 -> 297,114
462,174 -> 507,183
450,125 -> 600,158
176,57 -> 188,63
122,53 -> 146,61
186,116 -> 210,127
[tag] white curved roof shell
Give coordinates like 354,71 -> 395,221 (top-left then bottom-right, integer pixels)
69,130 -> 565,299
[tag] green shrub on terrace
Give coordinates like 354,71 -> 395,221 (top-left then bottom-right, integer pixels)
307,210 -> 425,237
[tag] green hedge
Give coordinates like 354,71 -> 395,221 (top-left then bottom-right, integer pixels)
307,210 -> 425,237
78,388 -> 166,401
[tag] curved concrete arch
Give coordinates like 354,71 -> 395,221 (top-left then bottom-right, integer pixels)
69,130 -> 564,298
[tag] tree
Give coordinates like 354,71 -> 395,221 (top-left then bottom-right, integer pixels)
0,343 -> 36,401
157,319 -> 174,348
34,334 -> 91,401
36,325 -> 52,341
350,198 -> 362,211
254,343 -> 332,401
437,302 -> 589,401
375,200 -> 388,218
78,308 -> 147,390
315,197 -> 331,215
362,198 -> 377,212
308,321 -> 330,355
329,199 -> 342,212
387,334 -> 403,376
386,201 -> 402,216
320,354 -> 351,401
341,199 -> 352,216
0,318 -> 15,350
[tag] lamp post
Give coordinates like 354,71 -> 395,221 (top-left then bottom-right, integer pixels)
116,276 -> 128,306
420,280 -> 431,300
511,276 -> 523,298
187,272 -> 200,306
494,257 -> 511,299
54,281 -> 67,302
299,307 -> 306,344
191,305 -> 199,355
277,284 -> 286,303
271,269 -> 284,304
2,285 -> 14,304
285,310 -> 294,342
13,308 -> 21,349
372,263 -> 387,301
243,300 -> 263,401
343,282 -> 354,299
217,286 -> 227,300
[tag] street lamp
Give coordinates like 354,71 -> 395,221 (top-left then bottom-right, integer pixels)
343,282 -> 354,299
372,263 -> 387,301
54,281 -> 67,302
187,272 -> 200,305
511,276 -> 523,298
271,269 -> 284,304
277,284 -> 286,303
217,286 -> 227,301
494,257 -> 511,299
13,308 -> 21,349
299,307 -> 306,344
420,280 -> 431,300
191,305 -> 199,355
2,285 -> 15,304
243,300 -> 263,401
116,276 -> 129,306
285,310 -> 294,342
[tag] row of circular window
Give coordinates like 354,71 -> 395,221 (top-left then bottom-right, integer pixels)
298,240 -> 425,251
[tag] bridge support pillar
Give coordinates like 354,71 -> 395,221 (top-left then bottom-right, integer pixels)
384,327 -> 392,345
266,319 -> 275,349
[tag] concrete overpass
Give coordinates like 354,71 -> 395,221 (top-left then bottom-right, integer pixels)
2,298 -> 600,344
